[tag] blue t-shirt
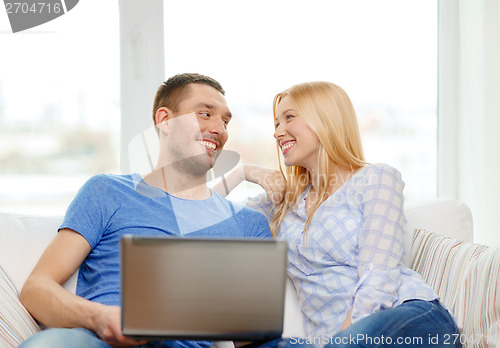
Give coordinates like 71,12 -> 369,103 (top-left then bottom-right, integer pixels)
60,173 -> 271,348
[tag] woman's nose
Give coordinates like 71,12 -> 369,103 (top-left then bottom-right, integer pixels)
274,123 -> 285,139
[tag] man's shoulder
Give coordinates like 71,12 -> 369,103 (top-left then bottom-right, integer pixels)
77,173 -> 137,200
84,173 -> 135,188
211,191 -> 266,219
202,191 -> 271,238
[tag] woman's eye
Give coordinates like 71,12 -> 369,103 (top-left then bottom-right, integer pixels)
286,115 -> 294,120
275,122 -> 280,128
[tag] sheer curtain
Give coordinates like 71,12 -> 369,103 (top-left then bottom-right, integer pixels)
438,0 -> 500,245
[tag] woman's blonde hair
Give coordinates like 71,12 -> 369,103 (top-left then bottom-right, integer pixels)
270,81 -> 366,236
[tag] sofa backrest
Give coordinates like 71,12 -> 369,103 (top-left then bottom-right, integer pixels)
403,198 -> 473,266
0,198 -> 477,341
0,210 -> 76,294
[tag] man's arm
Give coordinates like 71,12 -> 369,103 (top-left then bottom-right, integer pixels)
213,163 -> 286,204
19,229 -> 144,346
211,161 -> 246,197
20,229 -> 93,328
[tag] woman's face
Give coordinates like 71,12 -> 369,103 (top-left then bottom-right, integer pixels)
274,96 -> 320,171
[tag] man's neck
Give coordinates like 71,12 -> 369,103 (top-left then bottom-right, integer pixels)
143,166 -> 212,200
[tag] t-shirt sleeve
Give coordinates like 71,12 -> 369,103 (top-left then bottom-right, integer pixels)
238,207 -> 271,239
59,175 -> 118,249
252,212 -> 272,239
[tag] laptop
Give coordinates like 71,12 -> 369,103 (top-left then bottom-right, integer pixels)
120,235 -> 288,342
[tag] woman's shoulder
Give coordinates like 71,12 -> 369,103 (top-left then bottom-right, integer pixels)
358,163 -> 401,177
351,163 -> 403,189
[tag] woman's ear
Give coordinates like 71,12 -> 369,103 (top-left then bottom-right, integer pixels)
155,107 -> 169,134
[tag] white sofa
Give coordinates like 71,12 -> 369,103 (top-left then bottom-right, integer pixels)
1,198 -> 499,347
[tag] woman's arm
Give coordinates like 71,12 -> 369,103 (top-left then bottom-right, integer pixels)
350,164 -> 405,323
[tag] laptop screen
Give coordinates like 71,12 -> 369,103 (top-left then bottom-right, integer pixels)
121,236 -> 288,341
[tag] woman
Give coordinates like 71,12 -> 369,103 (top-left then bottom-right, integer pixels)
220,81 -> 460,347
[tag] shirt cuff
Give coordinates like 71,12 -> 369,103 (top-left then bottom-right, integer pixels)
351,263 -> 401,323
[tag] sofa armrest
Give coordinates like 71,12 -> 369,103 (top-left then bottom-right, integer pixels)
282,277 -> 305,338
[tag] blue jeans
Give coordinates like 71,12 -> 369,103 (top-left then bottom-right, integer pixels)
324,299 -> 461,347
255,300 -> 460,348
18,331 -> 315,348
19,300 -> 459,348
18,328 -> 190,348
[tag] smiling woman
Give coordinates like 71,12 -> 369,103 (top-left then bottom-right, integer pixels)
274,96 -> 321,169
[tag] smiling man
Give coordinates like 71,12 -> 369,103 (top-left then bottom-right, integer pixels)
147,78 -> 232,195
19,73 -> 271,348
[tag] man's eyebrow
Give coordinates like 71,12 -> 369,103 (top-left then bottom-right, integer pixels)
196,102 -> 232,118
196,102 -> 215,110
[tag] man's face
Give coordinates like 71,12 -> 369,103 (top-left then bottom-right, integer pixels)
162,84 -> 232,174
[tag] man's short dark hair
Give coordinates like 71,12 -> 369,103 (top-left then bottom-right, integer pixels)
152,73 -> 225,125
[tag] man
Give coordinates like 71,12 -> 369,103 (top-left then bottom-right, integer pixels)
19,73 -> 271,348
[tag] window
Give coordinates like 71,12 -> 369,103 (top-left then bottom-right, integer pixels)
0,0 -> 120,215
1,0 -> 437,215
163,0 -> 437,203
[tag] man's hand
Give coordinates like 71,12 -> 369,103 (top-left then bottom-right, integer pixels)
91,304 -> 148,347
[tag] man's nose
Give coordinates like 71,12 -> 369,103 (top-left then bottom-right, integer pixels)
208,116 -> 227,135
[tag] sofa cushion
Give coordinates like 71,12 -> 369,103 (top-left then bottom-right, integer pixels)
0,265 -> 41,347
402,198 -> 473,266
0,210 -> 77,293
410,229 -> 499,347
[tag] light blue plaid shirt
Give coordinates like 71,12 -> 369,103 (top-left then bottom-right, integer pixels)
245,163 -> 438,338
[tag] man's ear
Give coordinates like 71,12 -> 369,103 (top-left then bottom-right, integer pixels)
155,107 -> 170,134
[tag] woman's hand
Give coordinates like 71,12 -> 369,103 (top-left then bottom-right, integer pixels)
244,164 -> 286,204
340,308 -> 352,332
211,162 -> 286,203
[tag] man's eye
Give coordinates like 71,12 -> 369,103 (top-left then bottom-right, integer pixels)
200,112 -> 210,117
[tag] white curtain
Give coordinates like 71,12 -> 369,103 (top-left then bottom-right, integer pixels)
438,0 -> 500,245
